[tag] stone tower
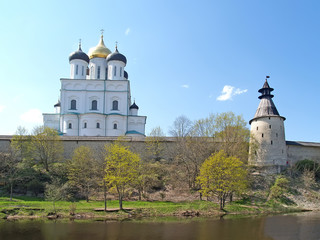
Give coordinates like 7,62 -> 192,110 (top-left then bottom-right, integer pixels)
249,77 -> 287,170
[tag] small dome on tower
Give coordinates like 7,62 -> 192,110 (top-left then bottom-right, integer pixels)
129,102 -> 139,110
88,35 -> 111,59
69,43 -> 89,63
124,71 -> 128,79
107,46 -> 127,65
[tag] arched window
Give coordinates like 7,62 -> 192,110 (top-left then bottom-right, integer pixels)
68,123 -> 72,129
112,100 -> 118,110
84,122 -> 87,128
114,66 -> 117,76
82,66 -> 84,76
120,67 -> 122,77
113,123 -> 117,129
97,66 -> 101,79
71,100 -> 76,110
90,66 -> 94,78
76,65 -> 78,75
96,122 -> 100,128
91,100 -> 97,110
105,68 -> 108,80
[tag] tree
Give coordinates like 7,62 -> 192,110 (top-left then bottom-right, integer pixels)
215,112 -> 250,162
190,114 -> 216,137
45,179 -> 65,214
197,150 -> 248,210
67,146 -> 97,202
145,126 -> 166,161
0,151 -> 20,200
31,126 -> 64,172
173,137 -> 215,191
169,115 -> 193,138
104,143 -> 140,210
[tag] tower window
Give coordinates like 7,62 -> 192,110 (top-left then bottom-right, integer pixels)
120,67 -> 122,77
105,68 -> 108,80
112,100 -> 118,110
262,133 -> 264,138
82,66 -> 84,76
269,117 -> 270,120
91,100 -> 97,110
271,140 -> 273,145
114,66 -> 117,76
68,123 -> 72,129
108,66 -> 112,78
96,122 -> 100,128
276,133 -> 278,137
97,66 -> 101,79
269,125 -> 271,129
70,100 -> 76,110
113,123 -> 118,129
84,122 -> 87,128
76,65 -> 78,75
256,127 -> 258,131
90,66 -> 94,78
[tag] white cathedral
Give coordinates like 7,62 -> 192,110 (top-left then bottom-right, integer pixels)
43,34 -> 146,137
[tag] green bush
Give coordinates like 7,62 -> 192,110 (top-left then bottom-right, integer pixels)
295,159 -> 320,178
268,176 -> 289,200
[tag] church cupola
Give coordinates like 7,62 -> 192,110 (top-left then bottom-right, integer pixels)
88,32 -> 110,79
107,45 -> 127,80
54,101 -> 61,114
249,76 -> 287,172
129,101 -> 139,116
124,71 -> 128,80
69,41 -> 89,79
88,34 -> 111,59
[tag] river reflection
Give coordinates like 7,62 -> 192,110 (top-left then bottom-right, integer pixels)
1,212 -> 320,240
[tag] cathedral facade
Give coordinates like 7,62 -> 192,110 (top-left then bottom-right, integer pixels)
43,34 -> 146,137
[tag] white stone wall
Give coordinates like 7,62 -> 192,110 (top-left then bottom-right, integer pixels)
43,114 -> 60,131
108,61 -> 126,80
287,143 -> 320,165
249,116 -> 287,166
88,58 -> 108,80
70,59 -> 87,79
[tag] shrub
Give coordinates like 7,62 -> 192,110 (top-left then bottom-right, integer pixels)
295,159 -> 320,178
268,176 -> 289,200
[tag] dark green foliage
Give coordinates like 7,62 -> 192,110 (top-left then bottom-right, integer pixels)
295,159 -> 320,178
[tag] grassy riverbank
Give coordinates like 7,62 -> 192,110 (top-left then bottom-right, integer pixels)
0,196 -> 304,220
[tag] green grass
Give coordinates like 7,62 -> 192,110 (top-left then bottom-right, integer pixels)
0,196 -> 303,220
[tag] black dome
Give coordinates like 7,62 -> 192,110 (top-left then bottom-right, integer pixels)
124,71 -> 128,79
107,47 -> 127,65
129,102 -> 139,109
69,45 -> 89,63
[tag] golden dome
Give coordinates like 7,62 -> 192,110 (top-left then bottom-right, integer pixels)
88,35 -> 111,59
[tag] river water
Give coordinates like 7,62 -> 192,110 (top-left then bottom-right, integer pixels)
1,212 -> 320,240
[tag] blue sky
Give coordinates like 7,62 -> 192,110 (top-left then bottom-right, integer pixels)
0,0 -> 319,142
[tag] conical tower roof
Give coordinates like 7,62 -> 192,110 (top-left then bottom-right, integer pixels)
249,77 -> 285,124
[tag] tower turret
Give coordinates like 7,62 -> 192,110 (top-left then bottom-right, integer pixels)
88,33 -> 110,79
107,45 -> 127,80
249,76 -> 287,171
69,41 -> 89,79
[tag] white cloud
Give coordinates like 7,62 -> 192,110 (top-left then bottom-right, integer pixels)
125,28 -> 131,35
181,84 -> 189,88
217,85 -> 248,101
20,109 -> 43,124
0,105 -> 5,113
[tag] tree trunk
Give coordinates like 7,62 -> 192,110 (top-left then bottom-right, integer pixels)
229,193 -> 233,203
103,180 -> 107,211
138,188 -> 142,201
10,183 -> 13,201
119,194 -> 123,210
219,197 -> 223,210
